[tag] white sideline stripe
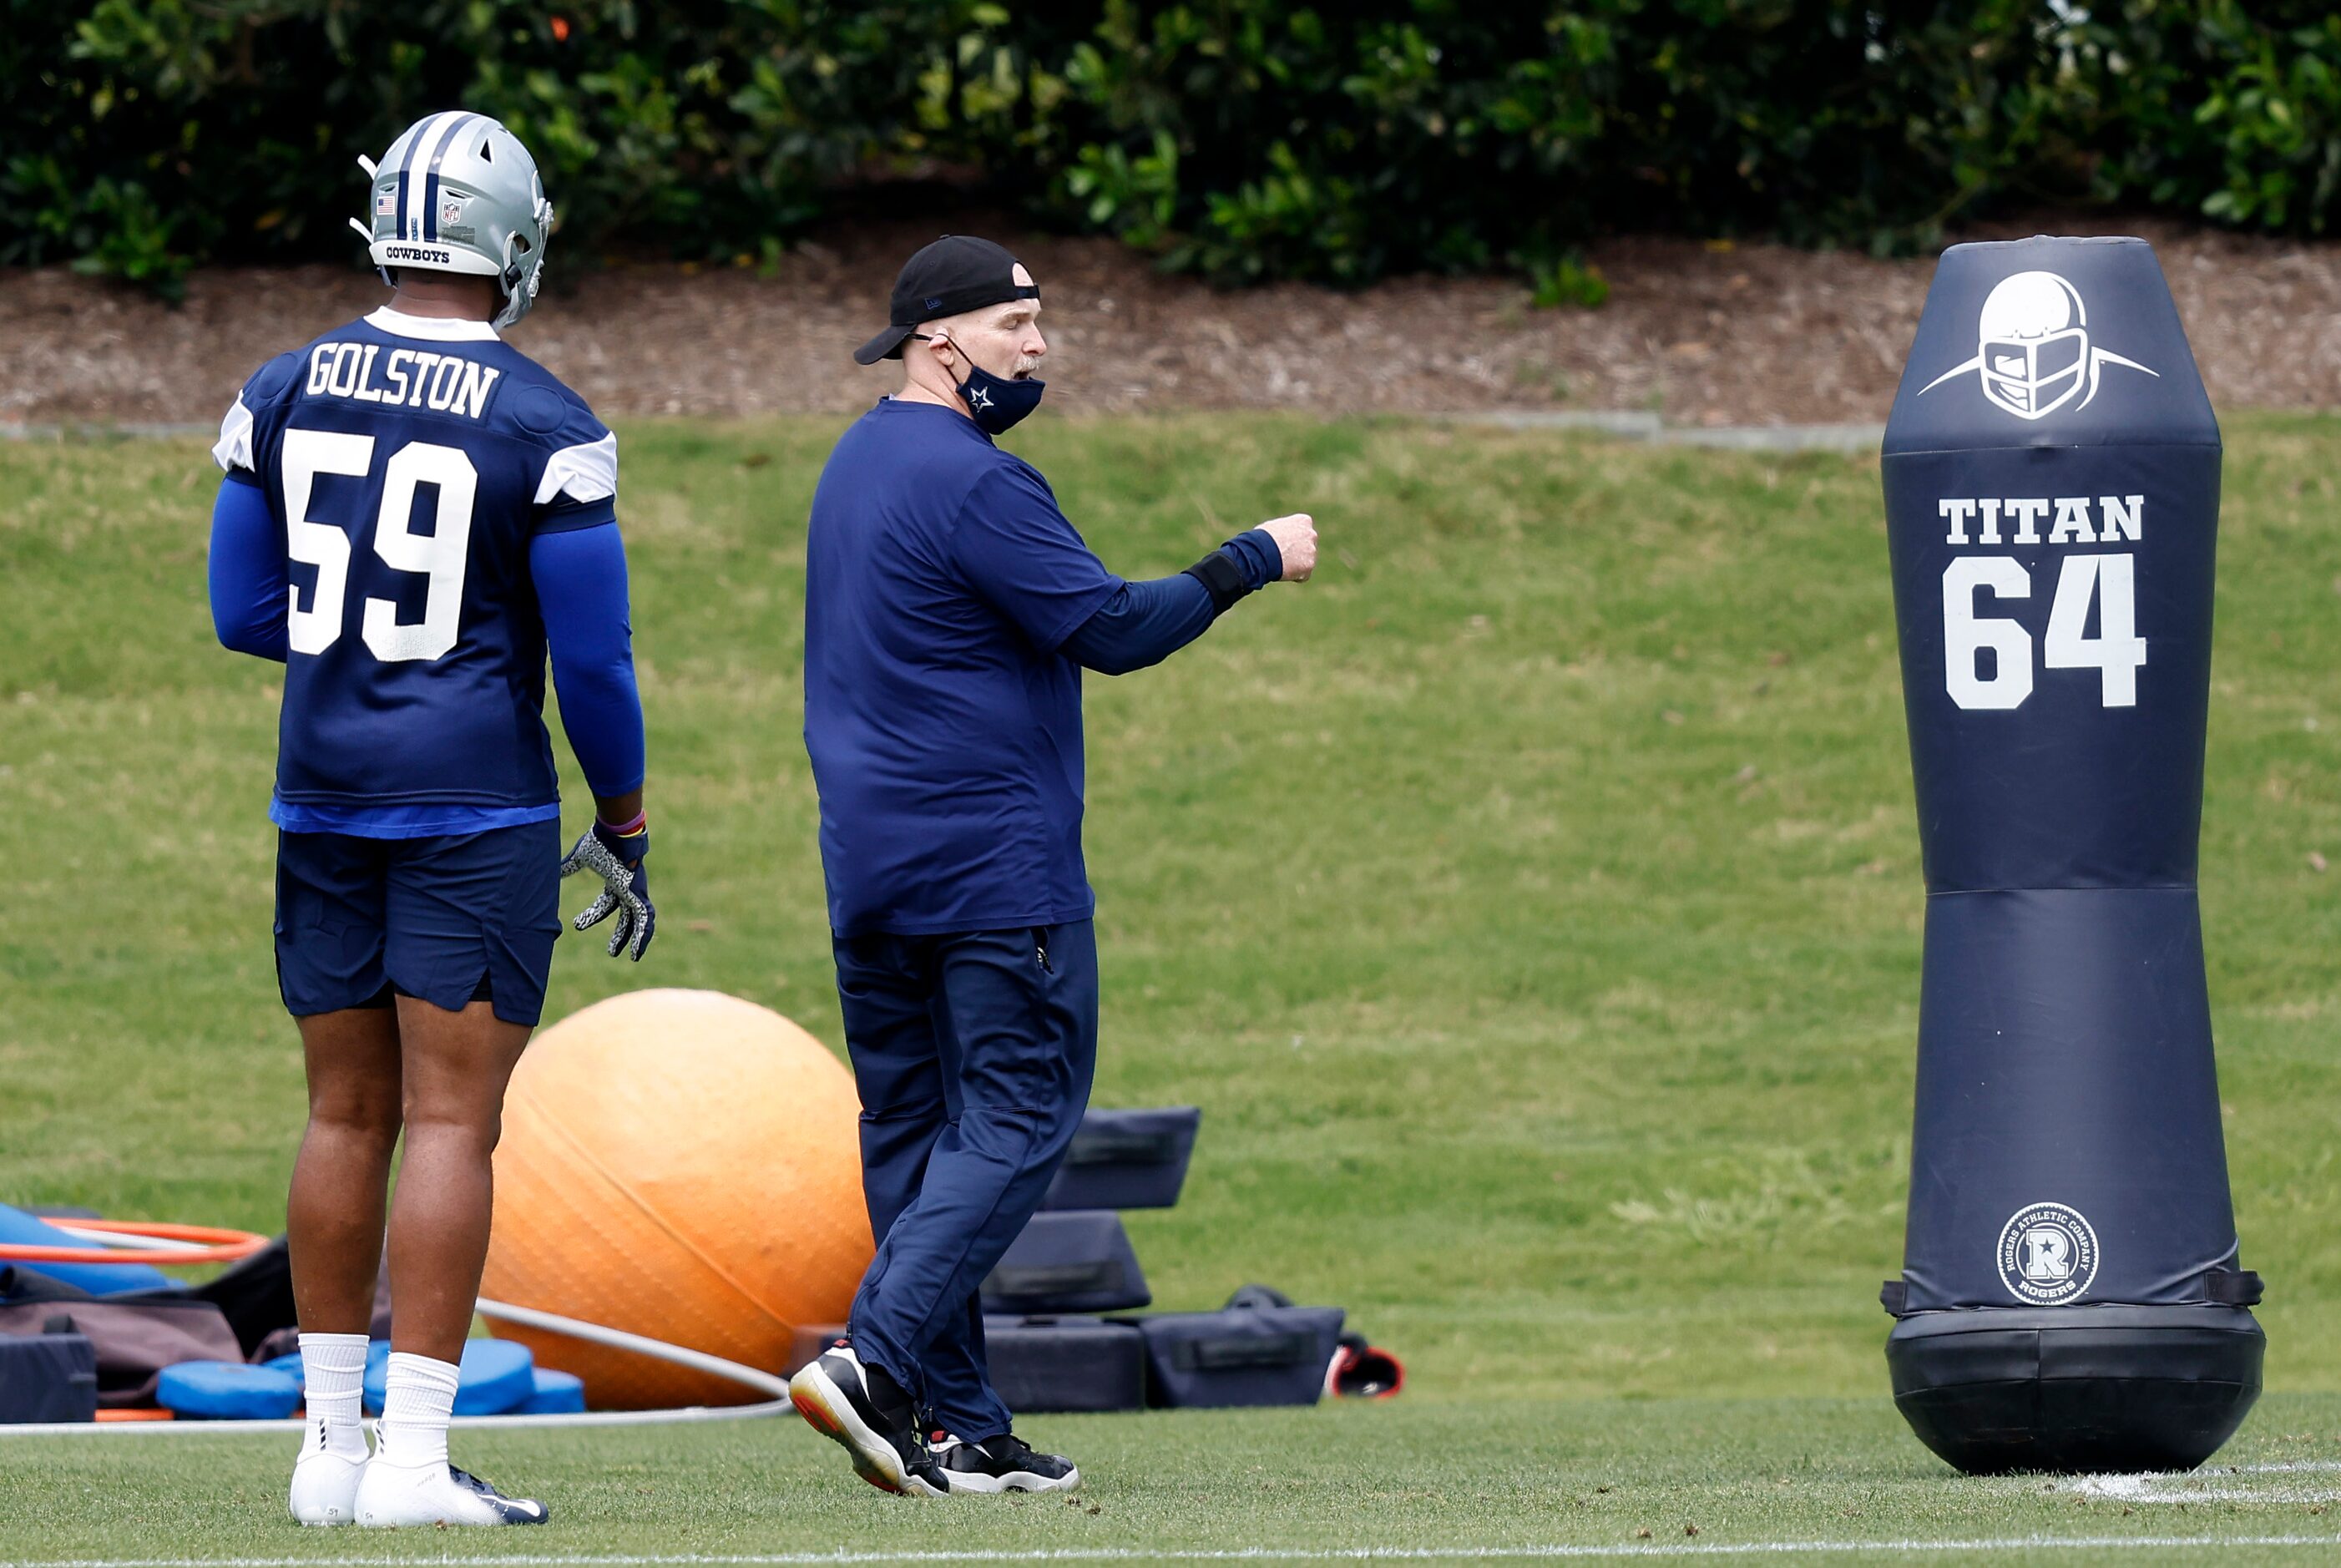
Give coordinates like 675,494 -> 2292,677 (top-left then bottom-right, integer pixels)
10,1540 -> 2341,1566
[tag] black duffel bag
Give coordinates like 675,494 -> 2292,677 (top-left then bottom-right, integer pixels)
1137,1289 -> 1345,1409
1041,1108 -> 1201,1211
0,1267 -> 244,1409
980,1316 -> 1148,1414
980,1211 -> 1151,1315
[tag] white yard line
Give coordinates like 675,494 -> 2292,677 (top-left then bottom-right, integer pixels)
2070,1459 -> 2341,1505
9,1540 -> 2341,1567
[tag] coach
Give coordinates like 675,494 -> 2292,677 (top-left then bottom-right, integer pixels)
787,236 -> 1315,1498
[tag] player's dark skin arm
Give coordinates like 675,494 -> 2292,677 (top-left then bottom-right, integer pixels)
594,788 -> 643,826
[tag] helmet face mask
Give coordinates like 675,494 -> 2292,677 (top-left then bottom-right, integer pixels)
1981,326 -> 2087,419
358,113 -> 552,327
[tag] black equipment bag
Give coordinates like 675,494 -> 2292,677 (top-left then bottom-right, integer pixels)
980,1316 -> 1148,1414
1137,1302 -> 1344,1409
1041,1108 -> 1201,1211
980,1211 -> 1151,1315
184,1234 -> 299,1358
0,1331 -> 99,1424
0,1267 -> 245,1409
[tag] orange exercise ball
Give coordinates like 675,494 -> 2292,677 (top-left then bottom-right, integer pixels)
482,989 -> 871,1409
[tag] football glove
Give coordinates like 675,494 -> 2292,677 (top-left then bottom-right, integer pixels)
560,818 -> 655,961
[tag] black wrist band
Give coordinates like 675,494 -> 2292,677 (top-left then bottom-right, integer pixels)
1183,549 -> 1249,612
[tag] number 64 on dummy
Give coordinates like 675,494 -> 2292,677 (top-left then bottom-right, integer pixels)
1934,492 -> 2151,712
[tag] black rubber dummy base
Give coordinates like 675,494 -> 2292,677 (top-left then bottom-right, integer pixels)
1887,1304 -> 2263,1474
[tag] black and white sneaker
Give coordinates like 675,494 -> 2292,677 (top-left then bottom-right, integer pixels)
931,1430 -> 1082,1495
788,1339 -> 947,1498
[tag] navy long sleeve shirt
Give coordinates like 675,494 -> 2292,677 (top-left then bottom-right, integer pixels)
1061,527 -> 1282,675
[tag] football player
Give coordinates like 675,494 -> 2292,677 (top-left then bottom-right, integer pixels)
206,112 -> 654,1528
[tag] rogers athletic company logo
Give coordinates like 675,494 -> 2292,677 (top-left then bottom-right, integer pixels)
382,242 -> 456,266
1997,1202 -> 2100,1305
1917,271 -> 2158,422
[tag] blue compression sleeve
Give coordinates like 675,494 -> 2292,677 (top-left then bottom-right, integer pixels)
208,472 -> 289,662
530,523 -> 647,799
1063,529 -> 1284,676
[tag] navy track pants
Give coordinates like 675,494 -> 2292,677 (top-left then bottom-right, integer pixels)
831,919 -> 1098,1440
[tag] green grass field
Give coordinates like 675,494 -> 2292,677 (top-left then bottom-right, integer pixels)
6,413 -> 2341,1562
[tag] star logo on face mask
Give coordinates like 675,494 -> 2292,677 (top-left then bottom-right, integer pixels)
967,385 -> 994,412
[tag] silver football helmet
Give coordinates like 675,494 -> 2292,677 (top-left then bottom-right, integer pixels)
348,112 -> 554,329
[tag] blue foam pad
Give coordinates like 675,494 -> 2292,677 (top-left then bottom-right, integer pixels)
157,1360 -> 303,1420
361,1338 -> 536,1417
262,1352 -> 306,1386
455,1339 -> 536,1415
0,1203 -> 174,1297
362,1340 -> 390,1414
515,1367 -> 586,1415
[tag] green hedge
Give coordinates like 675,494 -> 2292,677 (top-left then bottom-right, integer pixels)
8,1 -> 2341,295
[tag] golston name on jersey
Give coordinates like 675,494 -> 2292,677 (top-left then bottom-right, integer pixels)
301,336 -> 504,418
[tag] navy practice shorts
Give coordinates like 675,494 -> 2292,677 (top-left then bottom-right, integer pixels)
273,821 -> 563,1026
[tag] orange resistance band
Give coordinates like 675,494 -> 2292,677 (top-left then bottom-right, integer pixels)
0,1220 -> 271,1268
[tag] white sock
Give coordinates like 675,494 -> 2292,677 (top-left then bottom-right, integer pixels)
298,1333 -> 370,1461
375,1352 -> 460,1471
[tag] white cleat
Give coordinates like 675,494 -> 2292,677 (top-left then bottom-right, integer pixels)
353,1459 -> 549,1527
288,1439 -> 368,1526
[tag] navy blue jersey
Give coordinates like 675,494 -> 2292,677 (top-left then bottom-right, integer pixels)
213,308 -> 617,834
803,399 -> 1120,937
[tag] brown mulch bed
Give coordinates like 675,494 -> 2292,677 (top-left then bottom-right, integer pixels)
6,213 -> 2340,428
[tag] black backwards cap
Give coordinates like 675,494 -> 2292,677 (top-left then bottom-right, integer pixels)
854,235 -> 1039,365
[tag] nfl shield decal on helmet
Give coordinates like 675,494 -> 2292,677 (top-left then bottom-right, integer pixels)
1995,1201 -> 2100,1305
1916,271 -> 2159,421
440,193 -> 467,230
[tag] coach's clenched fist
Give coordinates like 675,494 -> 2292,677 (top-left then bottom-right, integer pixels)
1260,513 -> 1318,582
